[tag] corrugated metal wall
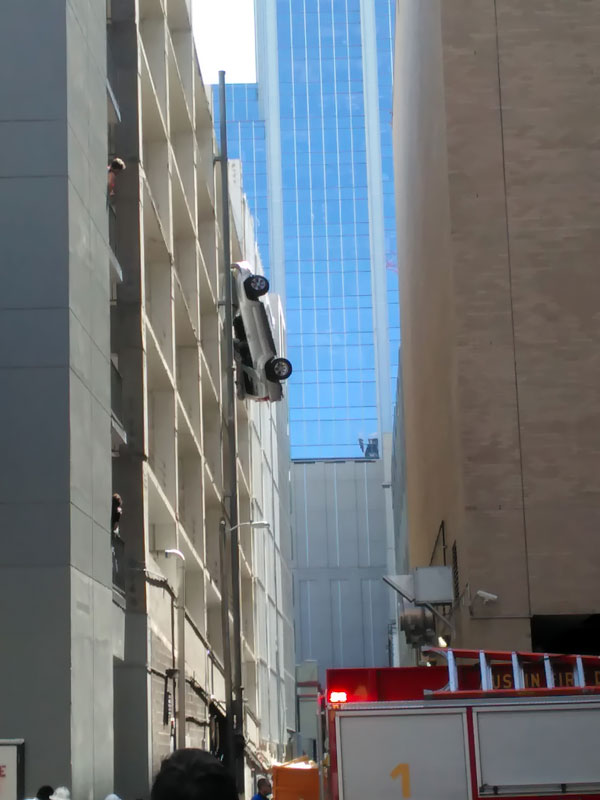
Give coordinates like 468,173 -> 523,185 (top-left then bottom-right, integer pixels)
291,460 -> 390,681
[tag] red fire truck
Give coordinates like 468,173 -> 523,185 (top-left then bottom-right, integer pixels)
325,648 -> 600,800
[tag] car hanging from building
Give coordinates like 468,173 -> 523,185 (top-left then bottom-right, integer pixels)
231,262 -> 292,402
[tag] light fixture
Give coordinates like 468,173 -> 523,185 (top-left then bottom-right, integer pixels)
229,519 -> 270,532
438,636 -> 448,648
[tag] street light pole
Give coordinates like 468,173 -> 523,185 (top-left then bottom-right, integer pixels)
316,694 -> 325,800
165,549 -> 186,749
217,68 -> 245,790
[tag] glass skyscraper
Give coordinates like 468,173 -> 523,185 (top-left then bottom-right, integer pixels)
218,0 -> 398,459
215,85 -> 270,272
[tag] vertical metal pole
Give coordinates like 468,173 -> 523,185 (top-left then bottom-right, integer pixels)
218,70 -> 244,792
511,652 -> 524,690
165,550 -> 186,749
447,649 -> 458,692
176,559 -> 186,749
219,517 -> 235,773
316,696 -> 325,800
272,525 -> 284,757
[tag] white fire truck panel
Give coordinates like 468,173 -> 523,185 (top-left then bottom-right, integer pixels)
336,707 -> 471,800
474,703 -> 600,795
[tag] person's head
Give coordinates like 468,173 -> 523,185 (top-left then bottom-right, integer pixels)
257,778 -> 271,797
151,749 -> 238,800
110,158 -> 126,172
36,786 -> 54,800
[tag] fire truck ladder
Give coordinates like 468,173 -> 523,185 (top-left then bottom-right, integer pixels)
422,647 -> 600,699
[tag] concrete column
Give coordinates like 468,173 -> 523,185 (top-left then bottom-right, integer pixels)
108,6 -> 154,797
360,0 -> 392,436
0,1 -> 113,798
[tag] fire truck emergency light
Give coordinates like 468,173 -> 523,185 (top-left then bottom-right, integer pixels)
329,691 -> 348,703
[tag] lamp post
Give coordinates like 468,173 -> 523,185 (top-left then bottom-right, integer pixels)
165,549 -> 186,749
229,520 -> 270,533
216,67 -> 242,788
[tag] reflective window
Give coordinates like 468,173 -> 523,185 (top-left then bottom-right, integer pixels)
218,1 -> 398,457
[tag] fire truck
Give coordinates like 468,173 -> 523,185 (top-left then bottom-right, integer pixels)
325,647 -> 600,800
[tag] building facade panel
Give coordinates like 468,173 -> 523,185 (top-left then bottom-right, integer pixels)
0,1 -> 295,797
291,459 -> 391,681
0,1 -> 114,797
393,0 -> 600,655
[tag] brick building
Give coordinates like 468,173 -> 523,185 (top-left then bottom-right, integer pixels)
392,0 -> 600,653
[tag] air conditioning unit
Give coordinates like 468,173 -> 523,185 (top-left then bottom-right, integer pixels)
384,567 -> 454,649
399,604 -> 436,646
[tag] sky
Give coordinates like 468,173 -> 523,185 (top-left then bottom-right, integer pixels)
193,0 -> 257,85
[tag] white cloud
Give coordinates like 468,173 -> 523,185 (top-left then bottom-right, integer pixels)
192,0 -> 257,85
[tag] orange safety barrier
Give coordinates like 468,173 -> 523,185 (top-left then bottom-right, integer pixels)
272,759 -> 320,800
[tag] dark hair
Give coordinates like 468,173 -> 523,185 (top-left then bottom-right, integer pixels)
151,749 -> 237,800
36,787 -> 54,800
257,778 -> 270,791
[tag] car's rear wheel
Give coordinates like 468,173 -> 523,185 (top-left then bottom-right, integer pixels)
266,357 -> 293,382
244,274 -> 270,300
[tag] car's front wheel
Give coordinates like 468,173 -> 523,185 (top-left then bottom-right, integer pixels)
266,357 -> 293,382
244,274 -> 270,300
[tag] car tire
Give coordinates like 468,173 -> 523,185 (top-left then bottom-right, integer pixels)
244,273 -> 270,300
265,357 -> 293,382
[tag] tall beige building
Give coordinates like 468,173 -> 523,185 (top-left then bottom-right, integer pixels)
109,0 -> 295,793
393,0 -> 600,653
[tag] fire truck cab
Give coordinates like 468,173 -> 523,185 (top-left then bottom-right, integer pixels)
325,648 -> 600,800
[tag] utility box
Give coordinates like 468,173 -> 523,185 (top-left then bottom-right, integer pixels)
272,760 -> 319,800
0,740 -> 24,800
296,661 -> 320,754
413,566 -> 453,605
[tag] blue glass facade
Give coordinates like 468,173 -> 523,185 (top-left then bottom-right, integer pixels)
213,85 -> 270,275
375,0 -> 400,408
217,0 -> 398,459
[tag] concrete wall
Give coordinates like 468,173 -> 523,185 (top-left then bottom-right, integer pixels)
390,348 -> 412,665
391,347 -> 409,577
394,0 -> 600,650
457,0 -> 600,625
0,1 -> 113,797
247,294 -> 296,757
291,460 -> 390,682
393,0 -> 464,573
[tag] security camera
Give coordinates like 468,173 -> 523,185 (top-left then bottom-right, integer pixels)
476,589 -> 498,604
